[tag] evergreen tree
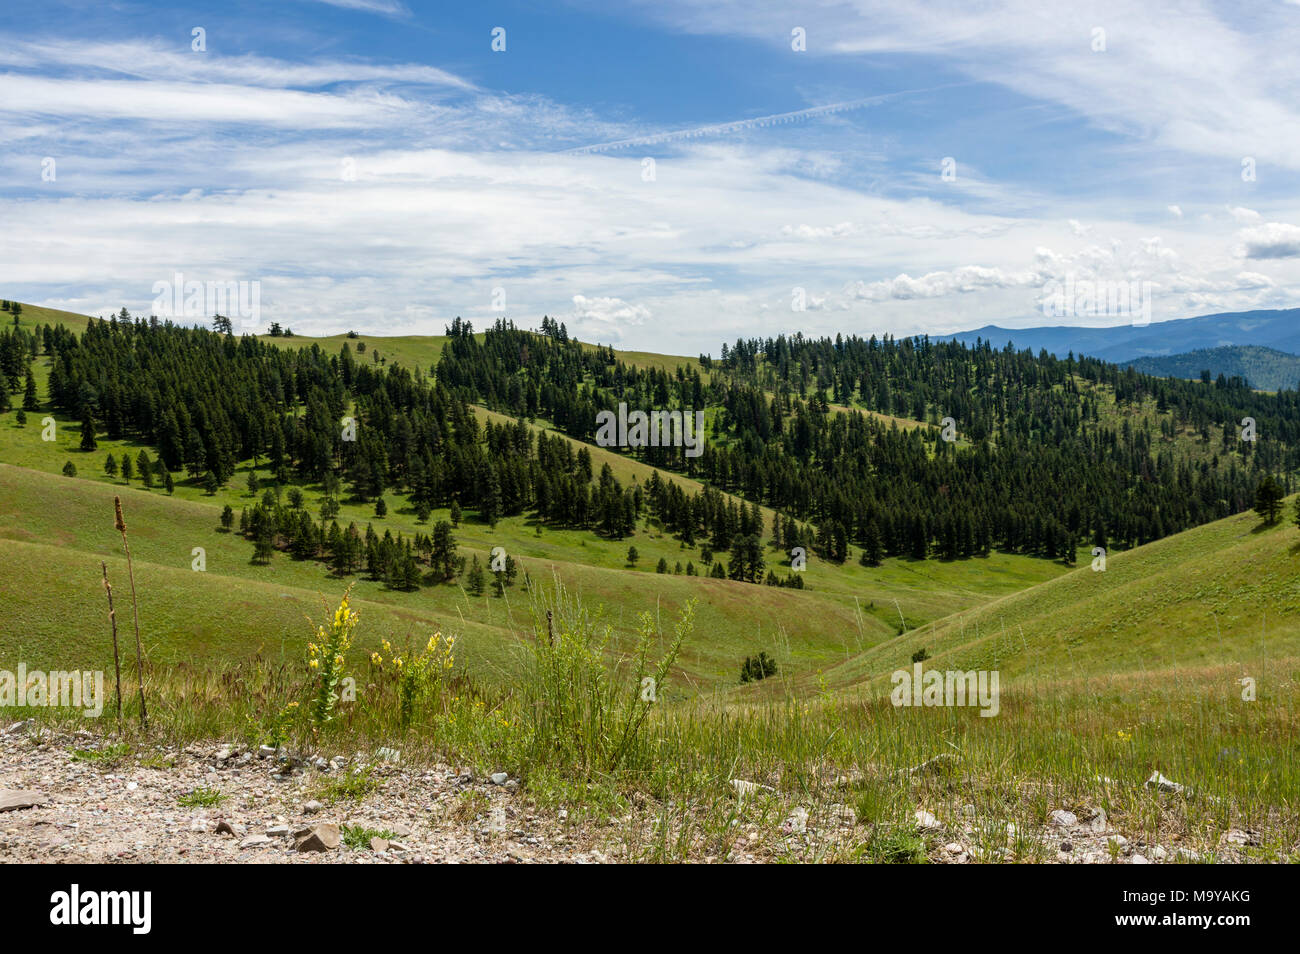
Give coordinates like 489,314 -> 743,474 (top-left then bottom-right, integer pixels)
1254,475 -> 1284,524
78,408 -> 96,451
466,554 -> 485,595
22,368 -> 38,411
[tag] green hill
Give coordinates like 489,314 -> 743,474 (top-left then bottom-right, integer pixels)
831,499 -> 1300,693
1124,344 -> 1300,393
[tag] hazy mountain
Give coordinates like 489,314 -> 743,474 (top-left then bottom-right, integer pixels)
1123,345 -> 1300,392
942,308 -> 1300,363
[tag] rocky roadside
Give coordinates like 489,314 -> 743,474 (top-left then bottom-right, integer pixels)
1,722 -> 1282,864
0,722 -> 609,864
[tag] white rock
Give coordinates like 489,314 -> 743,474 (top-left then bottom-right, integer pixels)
1049,809 -> 1078,827
1151,845 -> 1168,861
490,772 -> 508,785
303,800 -> 324,814
1145,771 -> 1185,795
240,834 -> 272,848
1131,854 -> 1150,864
914,809 -> 942,831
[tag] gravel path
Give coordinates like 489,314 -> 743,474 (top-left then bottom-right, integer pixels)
0,722 -> 607,864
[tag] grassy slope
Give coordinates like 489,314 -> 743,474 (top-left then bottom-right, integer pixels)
831,499 -> 1300,693
1,301 -> 1077,695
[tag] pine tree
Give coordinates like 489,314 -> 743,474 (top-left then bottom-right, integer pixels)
22,368 -> 38,411
78,408 -> 97,451
466,555 -> 485,595
1254,475 -> 1284,524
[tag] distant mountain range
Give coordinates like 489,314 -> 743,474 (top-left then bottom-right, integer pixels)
941,308 -> 1300,364
1122,345 -> 1300,393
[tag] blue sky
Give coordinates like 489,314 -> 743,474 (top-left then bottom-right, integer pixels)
2,0 -> 1299,353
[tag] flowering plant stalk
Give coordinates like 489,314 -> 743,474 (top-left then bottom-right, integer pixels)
308,587 -> 359,730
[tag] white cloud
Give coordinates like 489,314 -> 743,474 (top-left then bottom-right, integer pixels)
1236,222 -> 1300,259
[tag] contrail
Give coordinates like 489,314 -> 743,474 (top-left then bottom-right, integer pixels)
561,85 -> 960,155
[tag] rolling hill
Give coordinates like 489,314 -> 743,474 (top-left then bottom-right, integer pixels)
831,498 -> 1300,693
1124,345 -> 1300,392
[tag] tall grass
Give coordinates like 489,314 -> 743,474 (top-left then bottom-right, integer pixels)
23,581 -> 1297,862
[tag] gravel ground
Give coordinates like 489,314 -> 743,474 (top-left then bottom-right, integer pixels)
0,722 -> 1280,864
0,722 -> 608,864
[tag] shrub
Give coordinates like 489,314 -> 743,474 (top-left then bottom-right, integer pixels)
740,651 -> 778,683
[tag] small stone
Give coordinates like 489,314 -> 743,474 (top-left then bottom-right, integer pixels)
1151,845 -> 1168,861
388,822 -> 412,837
370,837 -> 389,853
914,809 -> 942,831
295,823 -> 340,852
215,819 -> 234,835
266,825 -> 290,837
1107,834 -> 1129,849
828,803 -> 856,828
215,746 -> 233,761
1220,828 -> 1256,847
303,800 -> 324,814
1060,841 -> 1073,852
1131,854 -> 1150,864
258,745 -> 276,759
1049,809 -> 1078,828
490,772 -> 508,785
781,807 -> 808,834
0,790 -> 48,812
944,842 -> 964,854
1145,771 -> 1185,795
240,834 -> 272,849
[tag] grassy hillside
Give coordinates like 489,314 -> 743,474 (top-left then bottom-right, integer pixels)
831,499 -> 1300,692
